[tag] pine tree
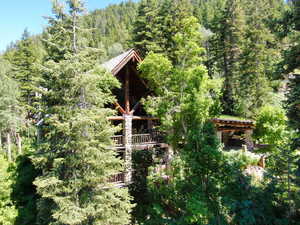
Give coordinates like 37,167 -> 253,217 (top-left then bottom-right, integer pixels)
285,75 -> 300,148
7,30 -> 45,119
132,0 -> 194,63
285,0 -> 300,73
236,0 -> 274,117
0,58 -> 24,160
33,1 -> 133,224
132,0 -> 161,57
217,0 -> 246,115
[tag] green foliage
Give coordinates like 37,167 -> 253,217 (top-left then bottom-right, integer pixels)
0,58 -> 23,132
4,30 -> 45,119
139,16 -> 222,148
84,1 -> 138,58
254,105 -> 288,147
130,150 -> 154,224
133,0 -> 194,62
132,0 -> 160,57
137,15 -> 226,225
32,1 -> 134,224
34,50 -> 133,225
224,150 -> 261,169
0,155 -> 17,225
286,75 -> 300,132
213,0 -> 246,115
11,155 -> 40,225
204,0 -> 286,117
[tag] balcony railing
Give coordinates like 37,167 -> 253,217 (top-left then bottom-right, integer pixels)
109,172 -> 125,183
111,131 -> 163,147
111,135 -> 123,147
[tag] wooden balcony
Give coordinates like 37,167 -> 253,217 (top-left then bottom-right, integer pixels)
109,172 -> 125,184
111,131 -> 167,150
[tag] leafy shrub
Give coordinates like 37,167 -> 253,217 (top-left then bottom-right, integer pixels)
223,149 -> 261,169
254,105 -> 288,148
0,155 -> 17,225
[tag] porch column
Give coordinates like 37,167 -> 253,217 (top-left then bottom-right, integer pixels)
216,130 -> 222,142
244,129 -> 254,151
123,114 -> 133,184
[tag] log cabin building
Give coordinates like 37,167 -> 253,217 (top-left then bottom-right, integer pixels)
103,49 -> 256,185
102,49 -> 168,185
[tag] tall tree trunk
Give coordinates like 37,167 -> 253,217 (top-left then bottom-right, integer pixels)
72,12 -> 77,53
7,132 -> 12,162
16,132 -> 22,155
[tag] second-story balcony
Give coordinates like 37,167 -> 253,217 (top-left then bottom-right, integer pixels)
111,131 -> 167,150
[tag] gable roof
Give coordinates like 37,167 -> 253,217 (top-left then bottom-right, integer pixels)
102,49 -> 142,75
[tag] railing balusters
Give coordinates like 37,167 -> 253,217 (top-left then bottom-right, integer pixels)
111,131 -> 163,146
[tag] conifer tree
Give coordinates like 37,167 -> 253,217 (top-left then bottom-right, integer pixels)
7,30 -> 45,119
0,58 -> 23,160
133,0 -> 194,63
236,0 -> 274,117
286,75 -> 300,133
285,0 -> 300,73
132,0 -> 160,57
33,1 -> 133,224
217,0 -> 246,115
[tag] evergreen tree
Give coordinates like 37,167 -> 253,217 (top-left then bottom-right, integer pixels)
236,0 -> 274,117
0,58 -> 24,160
217,0 -> 246,115
133,0 -> 194,63
7,30 -> 45,119
84,1 -> 138,55
132,0 -> 160,57
286,75 -> 300,133
285,0 -> 300,73
33,1 -> 133,224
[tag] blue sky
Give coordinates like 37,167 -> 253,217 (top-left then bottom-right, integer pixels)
0,0 -> 136,52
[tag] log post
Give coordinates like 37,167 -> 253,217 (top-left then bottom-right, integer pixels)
123,114 -> 133,184
216,131 -> 222,142
125,68 -> 130,114
244,129 -> 254,151
147,119 -> 154,130
7,132 -> 12,162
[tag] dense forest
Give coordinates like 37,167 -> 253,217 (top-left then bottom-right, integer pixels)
0,0 -> 300,224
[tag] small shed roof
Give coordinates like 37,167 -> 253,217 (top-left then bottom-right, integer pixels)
102,49 -> 142,75
212,117 -> 255,131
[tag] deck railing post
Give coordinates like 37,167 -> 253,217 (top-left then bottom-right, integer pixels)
123,114 -> 133,184
216,131 -> 222,142
244,129 -> 254,151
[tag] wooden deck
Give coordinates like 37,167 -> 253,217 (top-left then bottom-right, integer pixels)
111,131 -> 167,150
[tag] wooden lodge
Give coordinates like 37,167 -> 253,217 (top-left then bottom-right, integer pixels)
102,49 -> 169,185
103,50 -> 257,185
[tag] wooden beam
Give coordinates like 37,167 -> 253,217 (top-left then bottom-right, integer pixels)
114,102 -> 126,115
108,116 -> 159,121
132,116 -> 159,120
130,101 -> 141,114
217,128 -> 253,132
125,67 -> 130,114
130,64 -> 149,89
